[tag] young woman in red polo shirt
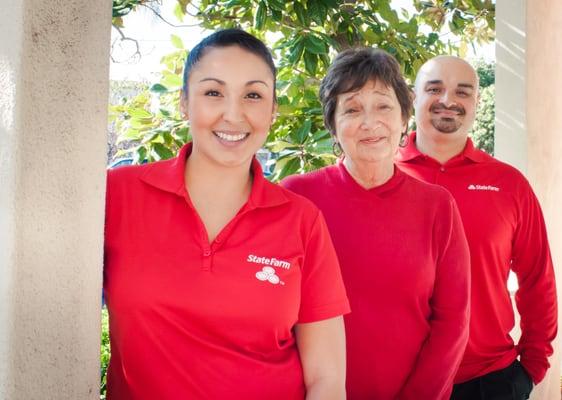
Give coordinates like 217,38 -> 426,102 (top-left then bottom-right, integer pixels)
104,29 -> 349,400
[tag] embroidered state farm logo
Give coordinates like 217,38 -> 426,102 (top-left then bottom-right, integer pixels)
255,266 -> 281,285
247,254 -> 290,285
467,184 -> 500,192
247,254 -> 291,269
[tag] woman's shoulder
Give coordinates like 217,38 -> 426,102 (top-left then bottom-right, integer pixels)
108,157 -> 178,185
107,162 -> 147,182
280,165 -> 338,196
262,177 -> 323,220
398,168 -> 456,204
106,158 -> 181,206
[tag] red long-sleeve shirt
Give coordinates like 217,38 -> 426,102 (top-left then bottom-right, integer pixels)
396,132 -> 557,384
282,162 -> 470,400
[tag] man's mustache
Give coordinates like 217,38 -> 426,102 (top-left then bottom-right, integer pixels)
430,103 -> 465,115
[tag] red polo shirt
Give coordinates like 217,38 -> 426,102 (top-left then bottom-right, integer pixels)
104,143 -> 350,400
282,163 -> 470,400
396,132 -> 557,384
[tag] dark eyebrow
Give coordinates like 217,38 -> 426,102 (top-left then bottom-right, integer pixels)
198,78 -> 269,88
373,90 -> 391,97
424,80 -> 475,91
199,77 -> 225,84
341,92 -> 359,104
425,80 -> 443,86
247,80 -> 269,88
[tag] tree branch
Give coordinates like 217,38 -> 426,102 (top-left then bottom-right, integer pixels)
111,25 -> 141,63
140,3 -> 201,27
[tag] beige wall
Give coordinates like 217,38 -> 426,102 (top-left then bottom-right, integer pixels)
0,0 -> 24,397
495,0 -> 527,173
0,0 -> 112,398
526,1 -> 562,399
496,1 -> 562,399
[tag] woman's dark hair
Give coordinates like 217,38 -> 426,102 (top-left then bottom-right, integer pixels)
182,28 -> 276,99
319,48 -> 413,135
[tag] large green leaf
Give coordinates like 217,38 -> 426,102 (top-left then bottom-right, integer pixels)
303,51 -> 319,75
254,1 -> 267,30
151,143 -> 175,160
294,2 -> 308,25
294,119 -> 312,144
304,34 -> 328,55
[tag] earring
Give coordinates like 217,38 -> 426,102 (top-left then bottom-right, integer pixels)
332,141 -> 343,157
399,131 -> 410,148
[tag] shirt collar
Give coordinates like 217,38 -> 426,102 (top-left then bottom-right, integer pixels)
396,131 -> 488,163
335,158 -> 406,197
140,142 -> 289,209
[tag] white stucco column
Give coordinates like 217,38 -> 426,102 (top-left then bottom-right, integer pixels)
526,1 -> 562,399
495,0 -> 527,173
0,0 -> 112,398
496,1 -> 562,399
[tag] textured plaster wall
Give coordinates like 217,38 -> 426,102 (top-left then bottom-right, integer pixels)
0,0 -> 24,397
0,0 -> 112,398
495,0 -> 527,173
526,2 -> 562,399
497,1 -> 562,399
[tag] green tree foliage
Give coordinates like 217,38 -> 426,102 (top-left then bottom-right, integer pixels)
110,0 -> 495,180
100,307 -> 110,400
475,59 -> 495,88
471,60 -> 495,154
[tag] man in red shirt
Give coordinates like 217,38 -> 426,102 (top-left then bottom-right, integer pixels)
396,56 -> 557,400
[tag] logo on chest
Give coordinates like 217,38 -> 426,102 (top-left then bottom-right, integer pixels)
467,184 -> 500,192
247,254 -> 291,285
255,266 -> 280,285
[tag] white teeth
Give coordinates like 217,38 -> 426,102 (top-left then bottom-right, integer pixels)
214,131 -> 248,142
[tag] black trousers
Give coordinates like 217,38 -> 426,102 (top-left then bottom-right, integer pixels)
450,360 -> 534,400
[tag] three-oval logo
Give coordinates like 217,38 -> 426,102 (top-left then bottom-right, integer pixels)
255,266 -> 280,285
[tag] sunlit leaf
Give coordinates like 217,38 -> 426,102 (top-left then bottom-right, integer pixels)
170,34 -> 184,49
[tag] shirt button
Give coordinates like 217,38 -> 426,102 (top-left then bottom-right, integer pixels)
203,250 -> 211,257
440,167 -> 445,172
215,237 -> 221,243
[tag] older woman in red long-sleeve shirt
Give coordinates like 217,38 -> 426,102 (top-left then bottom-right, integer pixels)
282,48 -> 471,400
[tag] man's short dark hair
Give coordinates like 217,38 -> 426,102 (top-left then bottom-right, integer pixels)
319,48 -> 412,135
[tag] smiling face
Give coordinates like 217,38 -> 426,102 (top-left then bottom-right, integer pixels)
181,45 -> 276,170
334,80 -> 406,168
414,56 -> 479,141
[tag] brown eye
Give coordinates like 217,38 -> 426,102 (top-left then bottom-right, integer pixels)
246,92 -> 262,99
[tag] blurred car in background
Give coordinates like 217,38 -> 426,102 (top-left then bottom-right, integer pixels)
109,149 -> 274,177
